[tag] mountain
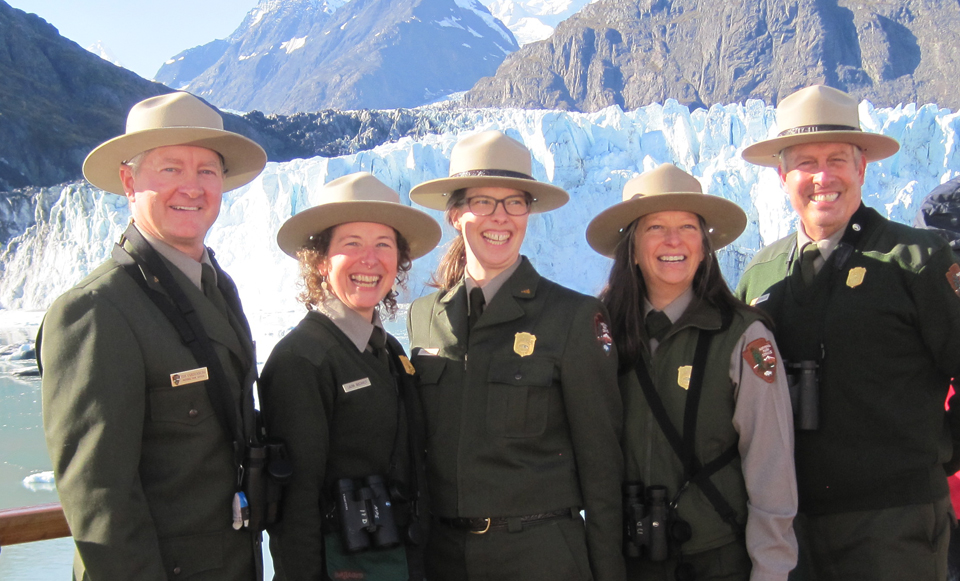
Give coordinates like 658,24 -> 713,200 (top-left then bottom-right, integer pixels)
486,0 -> 596,45
462,0 -> 960,112
155,0 -> 519,113
0,1 -> 170,192
0,1 -> 475,193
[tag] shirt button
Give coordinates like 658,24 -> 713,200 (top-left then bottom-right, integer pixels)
173,566 -> 182,575
514,373 -> 522,380
188,409 -> 199,418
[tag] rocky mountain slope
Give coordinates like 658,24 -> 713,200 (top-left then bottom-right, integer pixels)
0,1 -> 169,191
463,0 -> 960,111
156,0 -> 518,113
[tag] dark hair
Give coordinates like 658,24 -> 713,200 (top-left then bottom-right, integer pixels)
428,188 -> 532,291
296,224 -> 413,316
599,214 -> 763,365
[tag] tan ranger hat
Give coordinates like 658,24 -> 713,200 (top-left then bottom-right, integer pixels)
587,163 -> 747,257
277,172 -> 442,259
410,130 -> 569,213
83,92 -> 267,195
742,85 -> 900,167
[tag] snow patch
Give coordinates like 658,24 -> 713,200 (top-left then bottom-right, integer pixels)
280,36 -> 308,54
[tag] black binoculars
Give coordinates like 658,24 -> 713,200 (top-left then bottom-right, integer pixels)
336,475 -> 402,553
786,360 -> 819,430
623,484 -> 692,563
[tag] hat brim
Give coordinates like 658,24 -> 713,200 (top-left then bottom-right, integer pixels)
410,175 -> 569,213
83,127 -> 268,195
586,193 -> 748,258
742,131 -> 900,167
277,200 -> 442,259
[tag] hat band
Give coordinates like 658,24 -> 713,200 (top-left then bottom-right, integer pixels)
777,124 -> 860,137
450,169 -> 535,181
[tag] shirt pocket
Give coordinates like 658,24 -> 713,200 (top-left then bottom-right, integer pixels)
412,353 -> 448,438
486,355 -> 556,438
159,530 -> 224,577
149,382 -> 217,426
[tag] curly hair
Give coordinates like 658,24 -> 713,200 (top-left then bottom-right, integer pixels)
295,224 -> 413,316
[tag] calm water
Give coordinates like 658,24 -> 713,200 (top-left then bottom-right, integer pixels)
0,310 -> 409,579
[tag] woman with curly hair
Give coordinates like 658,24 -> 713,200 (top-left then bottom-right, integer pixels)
259,172 -> 441,581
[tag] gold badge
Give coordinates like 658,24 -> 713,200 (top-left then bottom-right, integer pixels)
677,365 -> 692,390
513,332 -> 537,357
846,267 -> 866,288
520,288 -> 532,295
399,355 -> 416,375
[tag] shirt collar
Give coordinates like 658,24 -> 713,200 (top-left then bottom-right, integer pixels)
316,296 -> 385,352
465,256 -> 522,310
135,224 -> 212,291
643,286 -> 695,323
796,221 -> 846,262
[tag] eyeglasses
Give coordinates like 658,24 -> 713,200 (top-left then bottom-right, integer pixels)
462,195 -> 531,216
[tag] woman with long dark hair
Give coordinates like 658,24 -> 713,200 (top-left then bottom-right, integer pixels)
587,163 -> 797,581
260,172 -> 441,580
406,131 -> 625,581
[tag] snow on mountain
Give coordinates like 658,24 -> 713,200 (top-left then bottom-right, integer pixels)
85,41 -> 124,68
2,100 -> 958,348
484,0 -> 597,45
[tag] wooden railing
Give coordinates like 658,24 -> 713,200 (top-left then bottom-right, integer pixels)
0,503 -> 70,547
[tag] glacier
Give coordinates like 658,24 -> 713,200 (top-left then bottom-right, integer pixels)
1,99 -> 959,350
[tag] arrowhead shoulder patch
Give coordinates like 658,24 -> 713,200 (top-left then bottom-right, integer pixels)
947,263 -> 960,298
742,338 -> 777,384
594,313 -> 613,355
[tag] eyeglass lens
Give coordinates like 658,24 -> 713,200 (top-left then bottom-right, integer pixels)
466,195 -> 530,216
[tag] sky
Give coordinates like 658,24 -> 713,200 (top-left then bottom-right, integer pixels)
7,0 -> 260,79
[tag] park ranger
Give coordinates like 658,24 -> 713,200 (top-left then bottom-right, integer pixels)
737,85 -> 960,581
407,130 -> 625,581
588,163 -> 797,581
39,92 -> 267,580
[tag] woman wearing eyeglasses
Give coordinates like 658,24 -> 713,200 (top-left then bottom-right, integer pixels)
406,131 -> 625,581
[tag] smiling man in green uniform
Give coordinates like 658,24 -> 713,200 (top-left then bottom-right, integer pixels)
38,92 -> 267,580
736,85 -> 960,580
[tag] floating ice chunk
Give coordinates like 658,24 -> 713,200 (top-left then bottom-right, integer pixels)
23,471 -> 57,492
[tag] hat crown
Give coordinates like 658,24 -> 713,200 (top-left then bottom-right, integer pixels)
321,172 -> 401,204
448,130 -> 533,178
623,163 -> 703,202
776,85 -> 861,134
126,92 -> 224,134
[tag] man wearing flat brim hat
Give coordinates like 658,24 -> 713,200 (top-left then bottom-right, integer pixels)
736,85 -> 960,581
407,130 -> 626,580
38,92 -> 268,580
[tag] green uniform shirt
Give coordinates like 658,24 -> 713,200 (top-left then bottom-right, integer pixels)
39,235 -> 259,581
623,294 -> 797,579
736,204 -> 960,515
259,309 -> 421,580
407,257 -> 626,581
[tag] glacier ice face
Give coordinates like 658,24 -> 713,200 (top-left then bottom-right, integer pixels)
2,100 -> 959,329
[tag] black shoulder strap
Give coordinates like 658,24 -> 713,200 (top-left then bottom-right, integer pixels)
384,340 -> 422,502
112,225 -> 247,464
633,309 -> 742,531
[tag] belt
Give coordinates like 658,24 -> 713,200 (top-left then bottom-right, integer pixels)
436,508 -> 574,534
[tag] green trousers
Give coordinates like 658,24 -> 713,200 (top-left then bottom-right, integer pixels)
791,495 -> 953,581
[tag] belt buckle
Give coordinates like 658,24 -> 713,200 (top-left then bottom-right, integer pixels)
469,518 -> 491,535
